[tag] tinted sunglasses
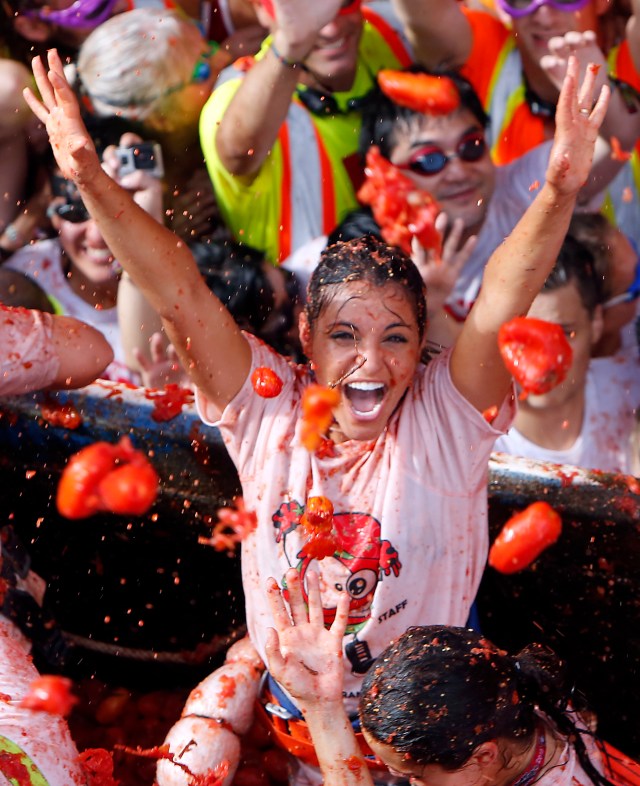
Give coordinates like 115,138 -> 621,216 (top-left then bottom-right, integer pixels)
395,131 -> 487,176
49,200 -> 91,223
23,0 -> 119,28
495,0 -> 590,18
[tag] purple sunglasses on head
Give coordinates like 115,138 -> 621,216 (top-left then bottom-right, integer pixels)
24,0 -> 120,28
495,0 -> 590,18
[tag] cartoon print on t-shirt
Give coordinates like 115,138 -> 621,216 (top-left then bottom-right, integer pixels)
272,500 -> 401,635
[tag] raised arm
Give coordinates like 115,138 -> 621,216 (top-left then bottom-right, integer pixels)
214,0 -> 342,178
390,0 -> 472,70
24,50 -> 251,414
265,569 -> 371,786
450,56 -> 609,413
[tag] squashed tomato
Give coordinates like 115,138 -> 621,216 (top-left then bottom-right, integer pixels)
377,70 -> 460,115
498,317 -> 572,395
20,675 -> 77,716
39,400 -> 83,430
357,146 -> 442,256
301,496 -> 334,530
488,501 -> 562,574
300,385 -> 340,452
199,496 -> 258,553
303,529 -> 339,560
251,367 -> 283,398
57,436 -> 159,519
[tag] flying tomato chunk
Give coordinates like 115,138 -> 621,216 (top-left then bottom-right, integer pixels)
357,146 -> 442,256
251,367 -> 283,398
20,675 -> 77,716
56,436 -> 159,519
488,501 -> 562,574
377,70 -> 460,115
300,385 -> 340,452
497,317 -> 572,395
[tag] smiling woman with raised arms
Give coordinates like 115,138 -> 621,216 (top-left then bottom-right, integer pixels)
24,51 -> 608,785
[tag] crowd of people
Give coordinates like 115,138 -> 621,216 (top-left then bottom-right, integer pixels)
1,0 -> 639,783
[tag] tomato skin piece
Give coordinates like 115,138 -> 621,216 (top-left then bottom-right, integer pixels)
19,675 -> 77,716
488,501 -> 562,574
251,367 -> 284,398
97,461 -> 159,516
377,70 -> 460,115
498,317 -> 572,395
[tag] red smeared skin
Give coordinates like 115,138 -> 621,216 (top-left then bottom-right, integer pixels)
119,743 -> 231,785
488,501 -> 562,574
498,316 -> 572,395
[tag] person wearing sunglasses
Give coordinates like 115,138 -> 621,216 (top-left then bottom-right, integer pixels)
200,0 -> 470,264
397,0 -> 640,254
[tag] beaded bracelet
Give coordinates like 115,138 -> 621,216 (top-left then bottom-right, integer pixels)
270,41 -> 306,71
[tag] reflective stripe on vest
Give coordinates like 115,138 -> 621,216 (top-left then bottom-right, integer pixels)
0,735 -> 50,786
276,7 -> 411,261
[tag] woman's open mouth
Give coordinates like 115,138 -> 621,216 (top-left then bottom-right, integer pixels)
344,381 -> 386,419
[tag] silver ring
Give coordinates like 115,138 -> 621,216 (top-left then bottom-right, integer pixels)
579,108 -> 590,115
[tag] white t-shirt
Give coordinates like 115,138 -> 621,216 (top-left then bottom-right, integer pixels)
197,334 -> 514,714
0,616 -> 86,786
494,354 -> 640,473
0,307 -> 59,395
6,239 -> 133,382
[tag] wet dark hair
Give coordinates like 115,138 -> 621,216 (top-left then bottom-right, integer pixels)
359,67 -> 490,161
568,213 -> 617,300
327,208 -> 382,246
360,625 -> 614,786
543,234 -> 602,314
305,235 -> 427,340
189,241 -> 276,332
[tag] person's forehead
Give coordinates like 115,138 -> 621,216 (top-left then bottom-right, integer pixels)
318,280 -> 416,321
392,107 -> 482,147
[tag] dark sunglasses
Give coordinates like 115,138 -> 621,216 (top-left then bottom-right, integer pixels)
50,200 -> 91,224
396,131 -> 487,176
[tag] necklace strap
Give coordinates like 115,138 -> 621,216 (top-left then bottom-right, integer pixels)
509,728 -> 547,786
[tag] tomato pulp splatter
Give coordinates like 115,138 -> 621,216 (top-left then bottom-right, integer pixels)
39,398 -> 83,429
357,146 -> 442,256
498,317 -> 572,395
199,496 -> 258,553
144,383 -> 194,422
488,501 -> 562,574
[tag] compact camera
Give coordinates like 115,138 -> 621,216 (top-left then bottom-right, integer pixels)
116,142 -> 165,178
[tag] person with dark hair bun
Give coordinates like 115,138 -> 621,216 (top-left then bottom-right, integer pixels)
266,568 -> 617,786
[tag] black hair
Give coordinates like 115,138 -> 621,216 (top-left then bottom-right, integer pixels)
543,234 -> 602,314
306,235 -> 427,340
327,208 -> 382,247
568,213 -> 616,300
189,241 -> 275,332
359,67 -> 490,161
360,625 -> 615,786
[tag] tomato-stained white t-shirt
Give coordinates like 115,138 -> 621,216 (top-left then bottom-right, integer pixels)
0,307 -> 59,396
197,334 -> 515,714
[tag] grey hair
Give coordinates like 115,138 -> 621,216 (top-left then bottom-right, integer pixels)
76,8 -> 206,121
